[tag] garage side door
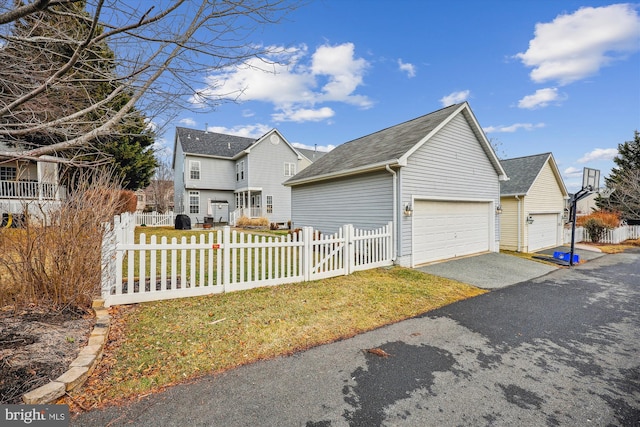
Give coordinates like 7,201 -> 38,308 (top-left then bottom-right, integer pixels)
413,200 -> 491,265
528,213 -> 559,252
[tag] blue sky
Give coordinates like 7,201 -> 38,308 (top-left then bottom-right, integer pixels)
161,0 -> 640,192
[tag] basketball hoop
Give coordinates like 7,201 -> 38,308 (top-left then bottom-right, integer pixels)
582,167 -> 600,192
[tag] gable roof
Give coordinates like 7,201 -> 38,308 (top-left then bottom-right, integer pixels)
296,148 -> 327,163
285,102 -> 506,186
500,152 -> 568,197
175,127 -> 255,159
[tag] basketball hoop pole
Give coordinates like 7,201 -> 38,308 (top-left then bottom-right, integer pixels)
569,185 -> 593,266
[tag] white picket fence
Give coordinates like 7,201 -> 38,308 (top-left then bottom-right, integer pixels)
135,211 -> 175,226
564,225 -> 640,244
101,216 -> 393,307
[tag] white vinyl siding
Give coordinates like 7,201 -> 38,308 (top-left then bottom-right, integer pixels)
399,113 -> 499,264
246,132 -> 298,223
291,171 -> 393,234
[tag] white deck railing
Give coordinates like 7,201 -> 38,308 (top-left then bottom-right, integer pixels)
101,221 -> 393,307
135,211 -> 175,226
564,225 -> 640,244
0,181 -> 62,200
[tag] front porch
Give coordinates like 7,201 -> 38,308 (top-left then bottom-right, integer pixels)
0,160 -> 64,214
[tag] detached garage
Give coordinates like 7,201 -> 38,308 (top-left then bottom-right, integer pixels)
500,153 -> 569,253
286,102 -> 508,267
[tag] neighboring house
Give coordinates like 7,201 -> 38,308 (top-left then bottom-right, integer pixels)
499,153 -> 569,253
173,127 -> 312,225
573,191 -> 598,217
136,180 -> 174,213
0,143 -> 64,222
285,102 -> 508,267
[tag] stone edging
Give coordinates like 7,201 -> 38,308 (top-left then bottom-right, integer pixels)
22,299 -> 111,404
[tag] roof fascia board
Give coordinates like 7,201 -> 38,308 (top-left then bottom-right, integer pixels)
286,160 -> 401,186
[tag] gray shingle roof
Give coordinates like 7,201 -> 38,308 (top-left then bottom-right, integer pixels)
286,103 -> 464,184
176,127 -> 255,158
500,153 -> 551,195
296,148 -> 327,162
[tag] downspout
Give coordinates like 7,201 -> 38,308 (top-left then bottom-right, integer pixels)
385,164 -> 398,262
515,195 -> 521,252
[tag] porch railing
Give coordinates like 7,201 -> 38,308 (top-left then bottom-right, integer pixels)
0,181 -> 62,200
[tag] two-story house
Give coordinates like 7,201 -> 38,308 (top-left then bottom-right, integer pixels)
1,142 -> 64,225
173,127 -> 320,226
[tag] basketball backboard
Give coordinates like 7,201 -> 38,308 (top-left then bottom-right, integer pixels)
582,168 -> 600,191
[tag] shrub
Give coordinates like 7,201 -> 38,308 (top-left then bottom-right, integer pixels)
270,222 -> 278,230
235,216 -> 269,228
0,171 -> 123,313
119,190 -> 138,214
577,211 -> 621,243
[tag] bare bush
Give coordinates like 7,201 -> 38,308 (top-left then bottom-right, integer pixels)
0,172 -> 124,313
235,216 -> 269,228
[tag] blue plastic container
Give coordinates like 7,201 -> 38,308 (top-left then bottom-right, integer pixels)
553,251 -> 579,263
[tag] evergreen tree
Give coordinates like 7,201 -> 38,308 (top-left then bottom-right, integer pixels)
597,130 -> 640,220
0,0 -> 156,189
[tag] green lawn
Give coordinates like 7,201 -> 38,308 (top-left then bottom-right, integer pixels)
66,265 -> 485,409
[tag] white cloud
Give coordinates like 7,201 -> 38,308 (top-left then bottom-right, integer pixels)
398,59 -> 416,78
517,88 -> 567,109
516,4 -> 640,85
439,90 -> 470,106
191,43 -> 372,123
564,166 -> 583,177
206,124 -> 272,139
577,148 -> 618,163
292,142 -> 335,152
483,123 -> 545,133
272,107 -> 335,123
178,118 -> 197,127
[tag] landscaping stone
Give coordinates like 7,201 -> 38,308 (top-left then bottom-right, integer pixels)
22,381 -> 65,404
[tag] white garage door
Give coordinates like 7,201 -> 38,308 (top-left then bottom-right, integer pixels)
528,213 -> 559,252
413,200 -> 491,265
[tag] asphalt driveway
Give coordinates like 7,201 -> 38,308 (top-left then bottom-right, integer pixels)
416,246 -> 605,289
71,249 -> 639,426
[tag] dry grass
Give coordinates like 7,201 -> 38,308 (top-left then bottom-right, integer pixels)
235,216 -> 269,227
65,266 -> 484,407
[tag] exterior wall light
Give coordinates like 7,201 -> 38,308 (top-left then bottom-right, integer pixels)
526,215 -> 534,224
496,205 -> 503,214
404,203 -> 413,216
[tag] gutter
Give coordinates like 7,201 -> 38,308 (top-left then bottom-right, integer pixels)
385,164 -> 398,262
285,159 -> 401,187
515,195 -> 521,252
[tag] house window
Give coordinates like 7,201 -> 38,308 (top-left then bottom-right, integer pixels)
189,191 -> 200,214
284,162 -> 296,177
0,166 -> 17,181
189,161 -> 200,180
266,195 -> 273,214
236,161 -> 244,181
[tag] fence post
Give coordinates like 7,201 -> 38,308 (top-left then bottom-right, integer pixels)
343,224 -> 354,275
222,226 -> 231,290
302,227 -> 312,281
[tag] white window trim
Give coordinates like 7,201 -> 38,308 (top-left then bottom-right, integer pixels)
266,195 -> 273,214
284,162 -> 296,177
236,160 -> 245,181
189,190 -> 200,214
189,160 -> 201,180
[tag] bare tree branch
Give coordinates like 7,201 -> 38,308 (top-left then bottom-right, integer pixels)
0,0 -> 299,163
